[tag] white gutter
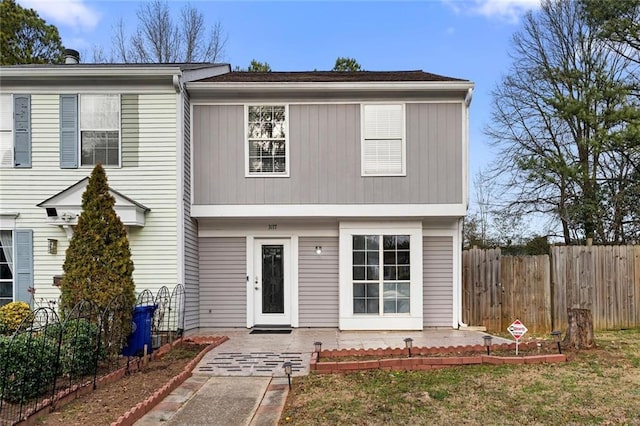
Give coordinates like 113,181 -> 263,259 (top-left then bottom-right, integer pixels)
187,81 -> 475,94
0,67 -> 185,78
464,87 -> 474,106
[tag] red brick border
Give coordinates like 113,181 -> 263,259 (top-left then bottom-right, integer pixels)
310,342 -> 566,374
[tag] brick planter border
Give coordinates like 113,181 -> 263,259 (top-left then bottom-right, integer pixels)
310,342 -> 566,374
15,335 -> 228,426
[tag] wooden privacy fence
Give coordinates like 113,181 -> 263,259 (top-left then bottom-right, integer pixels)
462,245 -> 640,333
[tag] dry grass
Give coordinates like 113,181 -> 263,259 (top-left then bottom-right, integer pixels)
280,329 -> 640,425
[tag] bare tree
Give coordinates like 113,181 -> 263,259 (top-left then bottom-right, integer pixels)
485,0 -> 640,244
95,1 -> 227,63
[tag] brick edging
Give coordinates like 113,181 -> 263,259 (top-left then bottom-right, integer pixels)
111,335 -> 229,426
310,342 -> 567,374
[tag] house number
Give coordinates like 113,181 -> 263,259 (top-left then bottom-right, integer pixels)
268,224 -> 277,230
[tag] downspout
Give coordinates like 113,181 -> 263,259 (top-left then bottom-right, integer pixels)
457,217 -> 468,328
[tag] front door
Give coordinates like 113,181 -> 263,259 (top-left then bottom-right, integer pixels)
253,239 -> 291,326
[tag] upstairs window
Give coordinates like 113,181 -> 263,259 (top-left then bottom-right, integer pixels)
0,94 -> 31,168
80,94 -> 120,166
246,105 -> 288,176
361,104 -> 405,176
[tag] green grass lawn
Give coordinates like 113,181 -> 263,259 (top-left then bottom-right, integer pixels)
281,329 -> 640,425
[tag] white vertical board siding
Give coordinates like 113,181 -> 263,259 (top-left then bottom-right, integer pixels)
0,92 -> 179,303
182,92 -> 199,330
199,237 -> 246,327
298,237 -> 339,327
423,236 -> 454,326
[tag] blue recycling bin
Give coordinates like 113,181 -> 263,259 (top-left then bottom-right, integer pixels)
122,305 -> 157,357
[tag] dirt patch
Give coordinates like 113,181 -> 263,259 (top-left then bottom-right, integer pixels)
35,343 -> 207,426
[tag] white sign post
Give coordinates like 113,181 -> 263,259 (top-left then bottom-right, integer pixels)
508,319 -> 528,355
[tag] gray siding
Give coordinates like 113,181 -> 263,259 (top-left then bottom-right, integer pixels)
199,237 -> 246,327
298,237 -> 339,327
423,236 -> 454,327
183,92 -> 199,331
193,103 -> 462,206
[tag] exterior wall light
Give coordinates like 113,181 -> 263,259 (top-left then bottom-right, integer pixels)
404,337 -> 413,358
483,335 -> 493,355
315,246 -> 322,255
48,238 -> 58,255
283,361 -> 293,390
551,330 -> 562,354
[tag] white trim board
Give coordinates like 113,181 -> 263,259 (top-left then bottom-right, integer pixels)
192,204 -> 466,218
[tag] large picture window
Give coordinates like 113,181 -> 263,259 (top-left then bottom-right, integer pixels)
246,105 -> 287,175
361,104 -> 405,176
0,231 -> 13,307
80,94 -> 120,166
352,234 -> 410,315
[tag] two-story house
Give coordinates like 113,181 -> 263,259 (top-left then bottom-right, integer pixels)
1,57 -> 472,332
0,53 -> 228,332
186,71 -> 473,330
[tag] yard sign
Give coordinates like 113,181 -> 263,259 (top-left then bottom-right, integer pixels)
508,319 -> 528,355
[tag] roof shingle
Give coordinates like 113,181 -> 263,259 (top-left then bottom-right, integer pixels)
195,70 -> 467,83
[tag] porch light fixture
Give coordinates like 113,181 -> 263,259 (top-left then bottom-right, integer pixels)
482,335 -> 493,355
551,330 -> 562,354
404,337 -> 413,358
315,246 -> 322,255
47,238 -> 58,255
283,361 -> 293,390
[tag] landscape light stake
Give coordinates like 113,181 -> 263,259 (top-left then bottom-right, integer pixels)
404,337 -> 414,358
483,335 -> 493,355
314,341 -> 322,361
551,330 -> 562,354
283,361 -> 292,390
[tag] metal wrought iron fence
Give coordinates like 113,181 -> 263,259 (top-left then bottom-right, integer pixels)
0,285 -> 185,426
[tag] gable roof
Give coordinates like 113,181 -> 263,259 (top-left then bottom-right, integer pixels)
195,70 -> 468,83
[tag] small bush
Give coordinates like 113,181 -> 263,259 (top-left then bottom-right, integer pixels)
0,302 -> 33,335
53,319 -> 103,377
0,332 -> 58,403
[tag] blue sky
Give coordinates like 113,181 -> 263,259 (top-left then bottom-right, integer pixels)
19,0 -> 540,216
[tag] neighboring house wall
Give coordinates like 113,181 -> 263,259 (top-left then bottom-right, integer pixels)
192,103 -> 463,206
298,236 -> 339,327
198,237 -> 246,327
423,235 -> 454,327
0,92 -> 179,303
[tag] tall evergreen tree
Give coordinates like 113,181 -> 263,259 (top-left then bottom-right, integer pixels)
61,164 -> 135,317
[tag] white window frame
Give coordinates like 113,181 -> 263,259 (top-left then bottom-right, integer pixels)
0,230 -> 13,307
0,94 -> 13,168
339,221 -> 423,330
79,94 -> 121,168
244,104 -> 289,177
360,103 -> 406,177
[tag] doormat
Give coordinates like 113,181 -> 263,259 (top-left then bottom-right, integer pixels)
250,329 -> 292,334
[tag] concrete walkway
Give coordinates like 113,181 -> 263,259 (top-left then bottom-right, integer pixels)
136,328 -> 510,425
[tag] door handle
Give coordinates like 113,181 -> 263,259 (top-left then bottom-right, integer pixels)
254,276 -> 259,290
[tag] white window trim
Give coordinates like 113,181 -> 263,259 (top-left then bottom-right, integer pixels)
244,104 -> 290,178
0,94 -> 13,168
79,93 -> 122,168
339,221 -> 423,330
0,229 -> 14,306
360,103 -> 406,177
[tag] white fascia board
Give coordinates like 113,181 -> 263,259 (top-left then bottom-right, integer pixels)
186,81 -> 475,94
191,204 -> 467,218
0,66 -> 184,79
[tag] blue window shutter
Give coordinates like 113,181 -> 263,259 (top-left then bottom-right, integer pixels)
14,229 -> 33,306
59,94 -> 78,168
13,95 -> 31,168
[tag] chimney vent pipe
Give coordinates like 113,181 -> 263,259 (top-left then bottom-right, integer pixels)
64,48 -> 80,64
